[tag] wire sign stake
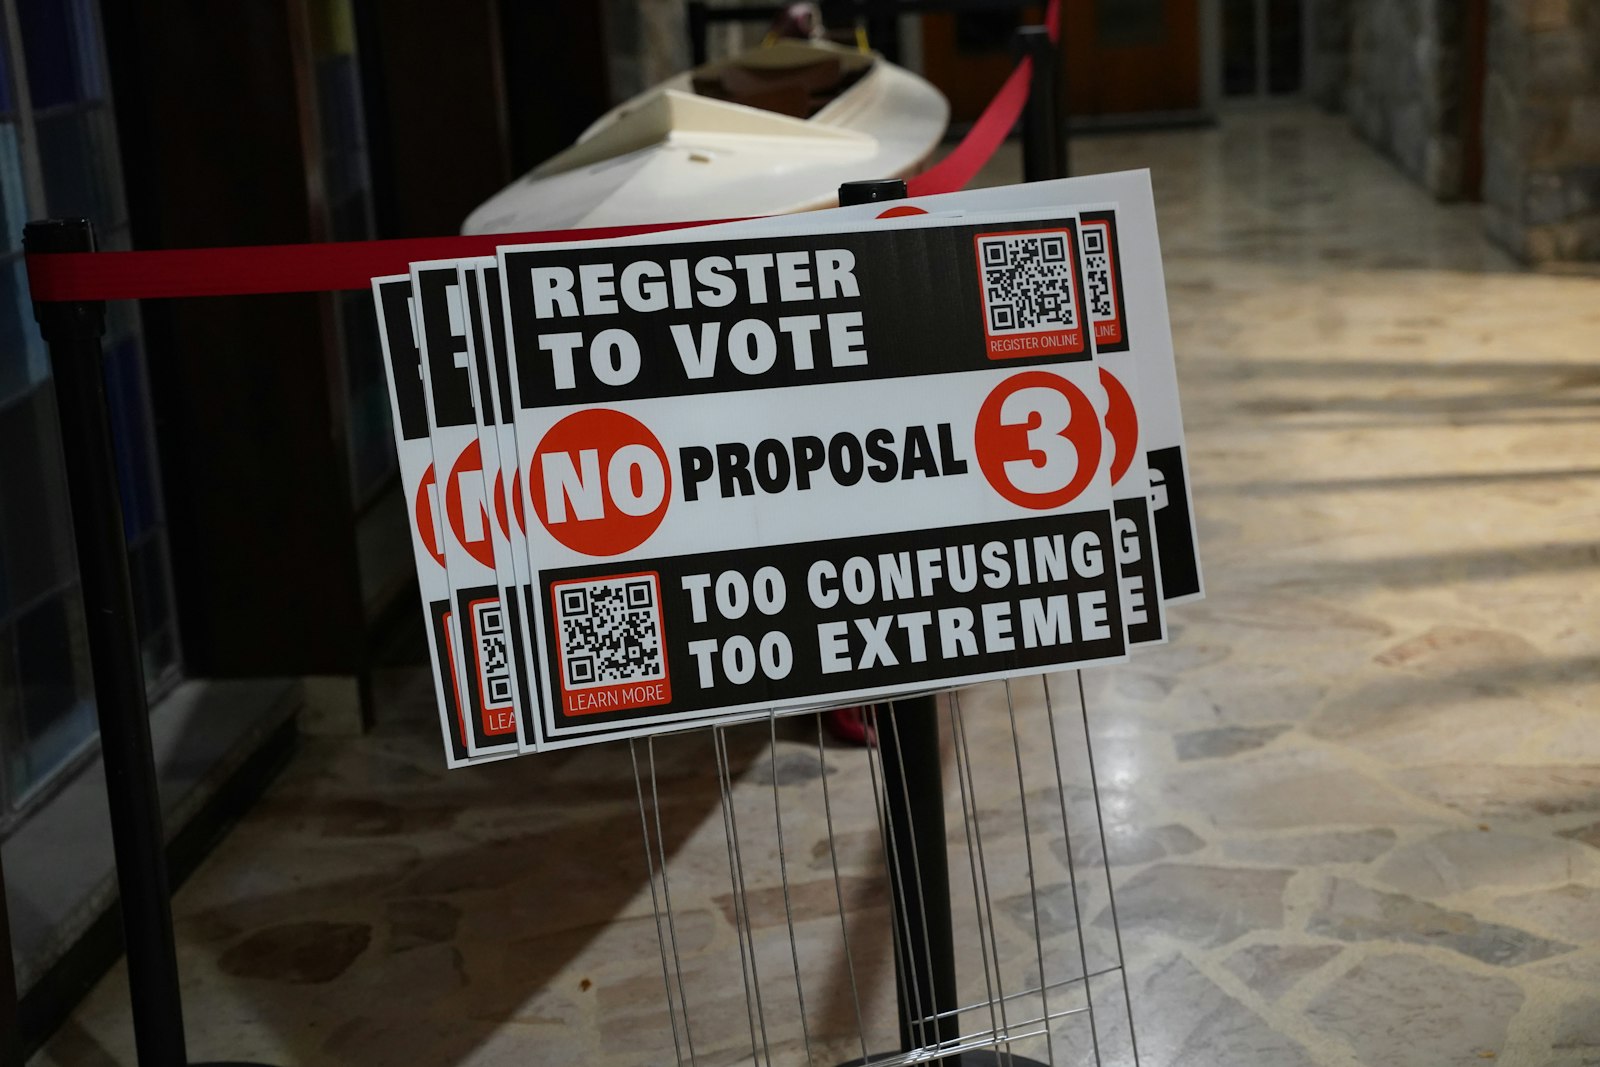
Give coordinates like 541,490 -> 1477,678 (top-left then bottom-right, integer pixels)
628,673 -> 1140,1066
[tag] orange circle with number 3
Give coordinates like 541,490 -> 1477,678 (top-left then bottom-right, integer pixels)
974,371 -> 1103,510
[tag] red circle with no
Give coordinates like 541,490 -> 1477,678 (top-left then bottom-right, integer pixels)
530,408 -> 672,557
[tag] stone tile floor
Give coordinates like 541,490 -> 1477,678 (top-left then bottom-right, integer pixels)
32,106 -> 1600,1066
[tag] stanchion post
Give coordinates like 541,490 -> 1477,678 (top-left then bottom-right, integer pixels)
877,694 -> 958,1058
25,218 -> 190,1066
1017,24 -> 1068,182
833,182 -> 1048,1066
1058,21 -> 1070,178
836,179 -> 957,1064
2,853 -> 20,1067
864,0 -> 901,63
687,1 -> 710,67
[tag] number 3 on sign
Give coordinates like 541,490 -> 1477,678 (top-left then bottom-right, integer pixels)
974,371 -> 1103,510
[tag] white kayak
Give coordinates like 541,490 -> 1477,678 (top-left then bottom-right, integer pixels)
462,39 -> 949,234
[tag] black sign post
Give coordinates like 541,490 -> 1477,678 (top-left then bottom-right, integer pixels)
1018,24 -> 1067,182
833,181 -> 1047,1067
1,850 -> 20,1067
24,217 -> 270,1067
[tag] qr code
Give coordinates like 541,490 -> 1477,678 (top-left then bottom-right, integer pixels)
977,230 -> 1078,334
554,574 -> 666,690
1081,225 -> 1115,320
471,598 -> 514,707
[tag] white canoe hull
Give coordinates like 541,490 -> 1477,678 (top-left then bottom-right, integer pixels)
462,42 -> 949,234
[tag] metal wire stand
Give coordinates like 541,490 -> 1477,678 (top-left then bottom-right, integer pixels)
629,672 -> 1141,1067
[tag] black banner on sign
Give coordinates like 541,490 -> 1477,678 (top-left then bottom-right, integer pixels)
481,268 -> 518,425
462,265 -> 500,438
417,265 -> 476,430
500,218 -> 1095,408
1148,445 -> 1199,600
1114,497 -> 1163,645
535,512 -> 1124,742
377,278 -> 428,442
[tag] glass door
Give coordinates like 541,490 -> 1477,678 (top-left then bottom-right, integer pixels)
1222,0 -> 1305,98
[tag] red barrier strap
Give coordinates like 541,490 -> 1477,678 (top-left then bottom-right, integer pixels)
26,0 -> 1057,305
24,218 -> 735,302
907,57 -> 1032,200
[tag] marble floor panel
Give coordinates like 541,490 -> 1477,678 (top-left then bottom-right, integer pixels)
30,106 -> 1600,1066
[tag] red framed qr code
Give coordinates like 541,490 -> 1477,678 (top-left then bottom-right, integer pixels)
468,596 -> 518,736
551,571 -> 672,718
974,227 -> 1089,360
1079,210 -> 1130,352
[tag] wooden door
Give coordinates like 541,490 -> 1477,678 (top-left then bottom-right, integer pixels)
921,5 -> 1045,122
921,0 -> 1202,123
1064,0 -> 1202,117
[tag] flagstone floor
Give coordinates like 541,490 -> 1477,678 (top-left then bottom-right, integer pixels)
31,105 -> 1600,1066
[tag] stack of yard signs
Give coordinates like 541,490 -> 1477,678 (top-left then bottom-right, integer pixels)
373,172 -> 1201,766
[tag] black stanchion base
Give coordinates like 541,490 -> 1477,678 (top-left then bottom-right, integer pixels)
838,1053 -> 1051,1066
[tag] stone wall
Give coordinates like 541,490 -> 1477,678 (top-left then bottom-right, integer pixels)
1306,0 -> 1352,112
1346,0 -> 1467,199
1483,0 -> 1600,262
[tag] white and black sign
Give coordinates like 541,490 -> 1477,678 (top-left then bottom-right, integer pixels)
372,275 -> 506,766
686,173 -> 1203,603
621,202 -> 1169,649
496,211 -> 1128,746
376,173 -> 1200,763
410,260 -> 527,756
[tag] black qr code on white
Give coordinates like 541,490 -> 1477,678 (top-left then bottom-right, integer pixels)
472,599 -> 515,707
978,230 -> 1078,334
554,574 -> 666,690
1081,225 -> 1114,320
